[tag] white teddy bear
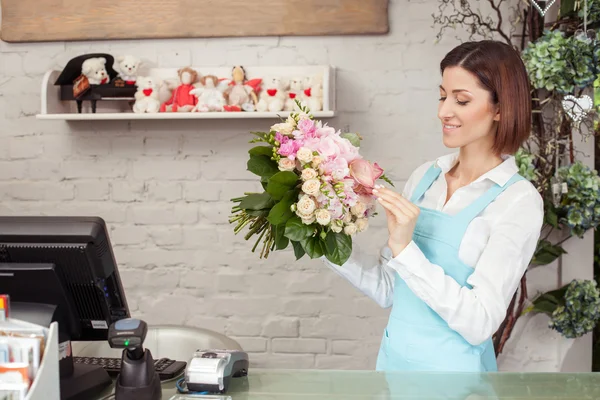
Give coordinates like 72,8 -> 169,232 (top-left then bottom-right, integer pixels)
113,55 -> 141,85
189,75 -> 227,112
132,76 -> 161,113
256,77 -> 288,112
302,74 -> 323,112
284,77 -> 304,111
81,57 -> 109,85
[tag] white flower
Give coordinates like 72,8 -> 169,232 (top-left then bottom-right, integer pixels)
344,223 -> 357,236
301,215 -> 316,225
272,122 -> 294,136
343,212 -> 353,224
315,209 -> 331,226
301,168 -> 318,181
355,218 -> 368,232
331,220 -> 343,233
297,195 -> 316,216
332,168 -> 349,181
351,202 -> 367,217
296,147 -> 313,164
278,157 -> 296,171
302,179 -> 321,196
312,156 -> 322,168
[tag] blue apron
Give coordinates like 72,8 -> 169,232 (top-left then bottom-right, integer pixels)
375,163 -> 524,372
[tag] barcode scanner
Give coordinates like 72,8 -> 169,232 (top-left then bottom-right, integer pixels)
108,318 -> 161,400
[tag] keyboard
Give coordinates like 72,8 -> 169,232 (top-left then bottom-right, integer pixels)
74,356 -> 187,380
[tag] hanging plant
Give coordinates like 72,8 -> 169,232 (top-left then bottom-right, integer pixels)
521,30 -> 600,93
556,161 -> 600,237
527,279 -> 600,338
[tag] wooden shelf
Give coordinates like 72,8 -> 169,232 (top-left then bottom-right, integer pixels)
37,65 -> 336,121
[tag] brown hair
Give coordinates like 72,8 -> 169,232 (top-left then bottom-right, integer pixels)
440,40 -> 531,155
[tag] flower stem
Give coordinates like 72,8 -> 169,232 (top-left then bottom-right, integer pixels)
253,224 -> 269,253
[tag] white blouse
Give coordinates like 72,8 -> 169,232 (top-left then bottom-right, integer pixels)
322,152 -> 545,346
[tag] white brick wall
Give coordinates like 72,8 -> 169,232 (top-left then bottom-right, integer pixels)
0,0 -> 522,370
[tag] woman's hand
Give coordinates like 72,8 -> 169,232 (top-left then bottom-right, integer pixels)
372,184 -> 420,257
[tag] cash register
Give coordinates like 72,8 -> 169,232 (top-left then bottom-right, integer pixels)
0,216 -> 188,399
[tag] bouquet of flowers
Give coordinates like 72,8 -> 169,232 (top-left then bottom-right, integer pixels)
229,101 -> 392,266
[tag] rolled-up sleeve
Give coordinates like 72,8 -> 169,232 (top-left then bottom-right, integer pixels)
386,188 -> 544,345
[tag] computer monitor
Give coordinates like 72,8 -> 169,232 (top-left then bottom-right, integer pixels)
0,216 -> 130,400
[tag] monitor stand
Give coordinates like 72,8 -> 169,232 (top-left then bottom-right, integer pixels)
12,301 -> 113,400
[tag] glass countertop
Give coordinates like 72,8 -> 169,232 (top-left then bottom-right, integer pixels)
99,368 -> 600,399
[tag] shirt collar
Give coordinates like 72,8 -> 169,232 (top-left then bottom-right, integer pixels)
434,151 -> 519,187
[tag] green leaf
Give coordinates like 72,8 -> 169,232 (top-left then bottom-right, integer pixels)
545,206 -> 559,228
340,132 -> 361,147
299,235 -> 324,259
247,155 -> 279,178
291,240 -> 306,260
246,210 -> 269,217
323,231 -> 353,266
266,171 -> 299,200
239,192 -> 274,211
273,224 -> 289,250
559,0 -> 576,17
530,300 -> 559,315
379,174 -> 395,187
267,190 -> 297,226
531,239 -> 567,265
284,216 -> 314,241
249,146 -> 274,157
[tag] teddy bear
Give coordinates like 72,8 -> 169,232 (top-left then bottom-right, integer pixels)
189,75 -> 227,112
113,55 -> 141,85
284,77 -> 304,111
132,76 -> 161,113
81,57 -> 109,85
301,74 -> 323,112
160,67 -> 199,112
256,77 -> 288,112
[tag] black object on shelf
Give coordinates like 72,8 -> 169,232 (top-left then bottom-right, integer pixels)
54,53 -> 137,113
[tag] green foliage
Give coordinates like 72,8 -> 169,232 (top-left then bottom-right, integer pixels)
557,161 -> 600,237
521,30 -> 600,93
578,0 -> 600,24
515,148 -> 538,182
530,279 -> 600,339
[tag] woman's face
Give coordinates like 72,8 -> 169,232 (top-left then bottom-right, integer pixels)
437,66 -> 500,151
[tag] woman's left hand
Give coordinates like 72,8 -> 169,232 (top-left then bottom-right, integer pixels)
372,185 -> 420,257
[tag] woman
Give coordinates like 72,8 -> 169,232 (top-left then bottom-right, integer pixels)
323,40 -> 544,372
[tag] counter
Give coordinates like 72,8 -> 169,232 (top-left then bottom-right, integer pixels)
95,368 -> 600,399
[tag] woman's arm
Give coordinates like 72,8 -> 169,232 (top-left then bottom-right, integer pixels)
321,243 -> 397,308
386,185 -> 544,346
320,161 -> 432,308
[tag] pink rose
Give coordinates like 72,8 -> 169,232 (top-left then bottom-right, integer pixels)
278,140 -> 301,160
349,159 -> 384,194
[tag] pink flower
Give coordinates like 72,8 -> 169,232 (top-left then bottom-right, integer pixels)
278,140 -> 301,160
327,196 -> 344,219
298,118 -> 316,136
316,125 -> 336,138
349,159 -> 384,195
333,135 -> 360,163
316,136 -> 339,160
302,137 -> 321,153
275,132 -> 290,145
322,157 -> 349,180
